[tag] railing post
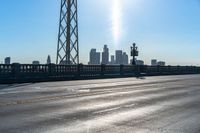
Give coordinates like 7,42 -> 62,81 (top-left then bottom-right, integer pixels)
120,65 -> 124,76
78,64 -> 83,77
177,66 -> 180,74
136,65 -> 140,77
141,65 -> 147,76
101,64 -> 105,77
49,63 -> 56,78
168,65 -> 171,74
12,63 -> 20,81
194,66 -> 197,74
157,65 -> 160,75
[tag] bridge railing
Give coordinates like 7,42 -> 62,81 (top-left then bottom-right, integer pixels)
0,64 -> 200,83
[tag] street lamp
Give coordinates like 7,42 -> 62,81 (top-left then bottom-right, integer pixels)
131,43 -> 139,65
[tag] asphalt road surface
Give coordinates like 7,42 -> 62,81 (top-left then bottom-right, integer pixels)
1,75 -> 200,133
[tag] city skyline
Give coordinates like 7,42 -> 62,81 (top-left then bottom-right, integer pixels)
89,45 -> 130,65
0,0 -> 200,65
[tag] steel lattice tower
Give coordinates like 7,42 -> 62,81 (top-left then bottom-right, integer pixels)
56,0 -> 79,65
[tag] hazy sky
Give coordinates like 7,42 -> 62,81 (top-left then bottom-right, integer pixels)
0,0 -> 200,65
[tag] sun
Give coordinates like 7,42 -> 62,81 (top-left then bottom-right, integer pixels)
111,0 -> 122,44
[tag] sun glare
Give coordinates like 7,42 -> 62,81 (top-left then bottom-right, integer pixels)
111,0 -> 122,44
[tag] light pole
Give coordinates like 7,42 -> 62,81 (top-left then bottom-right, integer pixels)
131,43 -> 139,65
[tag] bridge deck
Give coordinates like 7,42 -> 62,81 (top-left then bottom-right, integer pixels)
1,75 -> 200,133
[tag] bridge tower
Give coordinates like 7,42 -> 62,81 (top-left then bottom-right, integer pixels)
56,0 -> 79,65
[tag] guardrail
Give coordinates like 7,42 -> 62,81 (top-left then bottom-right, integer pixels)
0,64 -> 200,84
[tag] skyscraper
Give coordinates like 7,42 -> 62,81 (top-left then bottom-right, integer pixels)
157,61 -> 166,66
110,55 -> 115,65
151,59 -> 157,66
102,45 -> 109,64
89,49 -> 100,65
47,55 -> 51,64
89,49 -> 96,64
4,57 -> 11,64
115,50 -> 123,65
96,52 -> 101,64
123,52 -> 129,65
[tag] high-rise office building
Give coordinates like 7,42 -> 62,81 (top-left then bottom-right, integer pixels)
151,59 -> 157,66
89,49 -> 96,64
115,50 -> 123,65
89,49 -> 100,65
123,52 -> 129,65
4,57 -> 11,64
110,55 -> 115,65
96,52 -> 101,64
47,55 -> 51,64
157,61 -> 166,66
102,45 -> 109,64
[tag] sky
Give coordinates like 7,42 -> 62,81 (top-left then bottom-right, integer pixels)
0,0 -> 200,65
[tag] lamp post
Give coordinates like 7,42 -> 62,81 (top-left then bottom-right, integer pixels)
131,43 -> 139,65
